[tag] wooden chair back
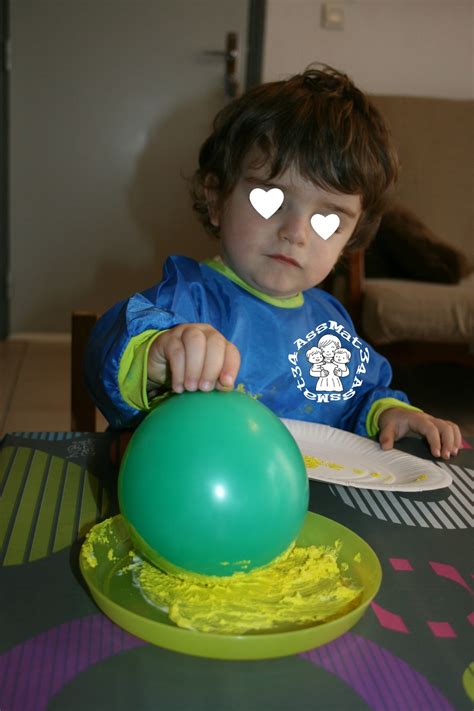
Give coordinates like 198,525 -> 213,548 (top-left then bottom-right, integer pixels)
71,311 -> 98,431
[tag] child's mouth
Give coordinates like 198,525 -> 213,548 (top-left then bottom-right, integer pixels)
268,254 -> 300,268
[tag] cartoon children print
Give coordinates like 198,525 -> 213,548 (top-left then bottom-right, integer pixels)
306,335 -> 351,392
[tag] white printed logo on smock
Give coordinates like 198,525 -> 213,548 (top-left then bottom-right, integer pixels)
288,320 -> 370,403
310,213 -> 340,240
249,187 -> 284,219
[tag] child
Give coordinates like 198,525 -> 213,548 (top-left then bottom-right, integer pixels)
85,65 -> 461,460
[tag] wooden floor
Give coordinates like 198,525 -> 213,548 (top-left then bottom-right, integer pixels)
1,337 -> 473,437
0,337 -> 107,436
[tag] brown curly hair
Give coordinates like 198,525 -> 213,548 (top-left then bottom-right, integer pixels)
189,63 -> 399,251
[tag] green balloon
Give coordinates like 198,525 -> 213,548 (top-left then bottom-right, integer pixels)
118,390 -> 309,577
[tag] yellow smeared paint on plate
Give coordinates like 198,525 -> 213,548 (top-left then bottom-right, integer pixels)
82,518 -> 363,636
134,540 -> 363,635
81,518 -> 117,568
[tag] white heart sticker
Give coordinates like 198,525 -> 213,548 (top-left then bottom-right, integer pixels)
310,213 -> 340,240
249,188 -> 284,220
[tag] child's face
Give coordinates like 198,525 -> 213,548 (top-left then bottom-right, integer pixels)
206,150 -> 362,298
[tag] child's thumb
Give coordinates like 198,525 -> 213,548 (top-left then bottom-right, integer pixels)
379,423 -> 395,450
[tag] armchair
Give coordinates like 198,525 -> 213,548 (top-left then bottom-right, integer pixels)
342,94 -> 474,368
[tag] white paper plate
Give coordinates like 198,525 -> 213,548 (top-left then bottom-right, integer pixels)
281,419 -> 452,492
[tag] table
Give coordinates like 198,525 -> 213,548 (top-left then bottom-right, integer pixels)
0,431 -> 472,711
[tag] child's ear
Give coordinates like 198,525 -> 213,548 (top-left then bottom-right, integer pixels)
203,174 -> 220,228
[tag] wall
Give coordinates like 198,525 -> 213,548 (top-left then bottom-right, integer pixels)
263,0 -> 473,98
8,0 -> 248,334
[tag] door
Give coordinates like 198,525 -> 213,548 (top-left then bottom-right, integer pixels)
7,0 -> 262,333
0,0 -> 8,338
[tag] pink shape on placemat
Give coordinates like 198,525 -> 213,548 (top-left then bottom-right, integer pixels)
389,558 -> 413,571
429,562 -> 473,593
427,621 -> 457,638
461,437 -> 472,449
468,612 -> 474,626
371,602 -> 409,633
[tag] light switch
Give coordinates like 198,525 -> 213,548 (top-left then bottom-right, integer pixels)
321,2 -> 345,30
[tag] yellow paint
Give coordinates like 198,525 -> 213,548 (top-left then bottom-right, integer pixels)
303,455 -> 323,468
303,455 -> 344,471
136,541 -> 362,634
235,383 -> 262,400
83,518 -> 363,635
82,517 -> 117,568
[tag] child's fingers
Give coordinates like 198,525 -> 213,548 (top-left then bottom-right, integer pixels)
147,331 -> 177,388
438,421 -> 455,459
378,421 -> 396,451
437,419 -> 462,459
155,325 -> 206,393
197,329 -> 230,391
180,326 -> 208,391
395,412 -> 442,457
410,414 -> 458,459
159,330 -> 187,393
409,414 -> 463,459
156,323 -> 239,394
378,408 -> 463,460
217,340 -> 241,390
453,423 -> 463,453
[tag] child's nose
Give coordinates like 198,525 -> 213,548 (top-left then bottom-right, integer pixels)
277,213 -> 308,245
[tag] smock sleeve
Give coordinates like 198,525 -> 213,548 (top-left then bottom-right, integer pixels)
84,256 -> 215,428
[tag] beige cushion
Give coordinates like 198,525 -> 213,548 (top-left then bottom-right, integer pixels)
361,273 -> 474,347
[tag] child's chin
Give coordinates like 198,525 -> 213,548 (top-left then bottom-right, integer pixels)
261,282 -> 299,299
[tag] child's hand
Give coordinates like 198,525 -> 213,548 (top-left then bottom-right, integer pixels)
378,408 -> 462,459
147,323 -> 240,394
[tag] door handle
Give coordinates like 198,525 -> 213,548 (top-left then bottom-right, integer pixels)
203,32 -> 240,100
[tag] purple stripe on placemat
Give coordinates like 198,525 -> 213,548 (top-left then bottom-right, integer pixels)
299,632 -> 456,711
0,621 -> 459,710
342,629 -> 388,706
14,636 -> 34,711
336,630 -> 379,704
37,627 -> 56,708
358,631 -> 418,710
0,615 -> 146,711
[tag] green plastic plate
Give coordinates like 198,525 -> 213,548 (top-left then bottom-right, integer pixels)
79,513 -> 381,660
